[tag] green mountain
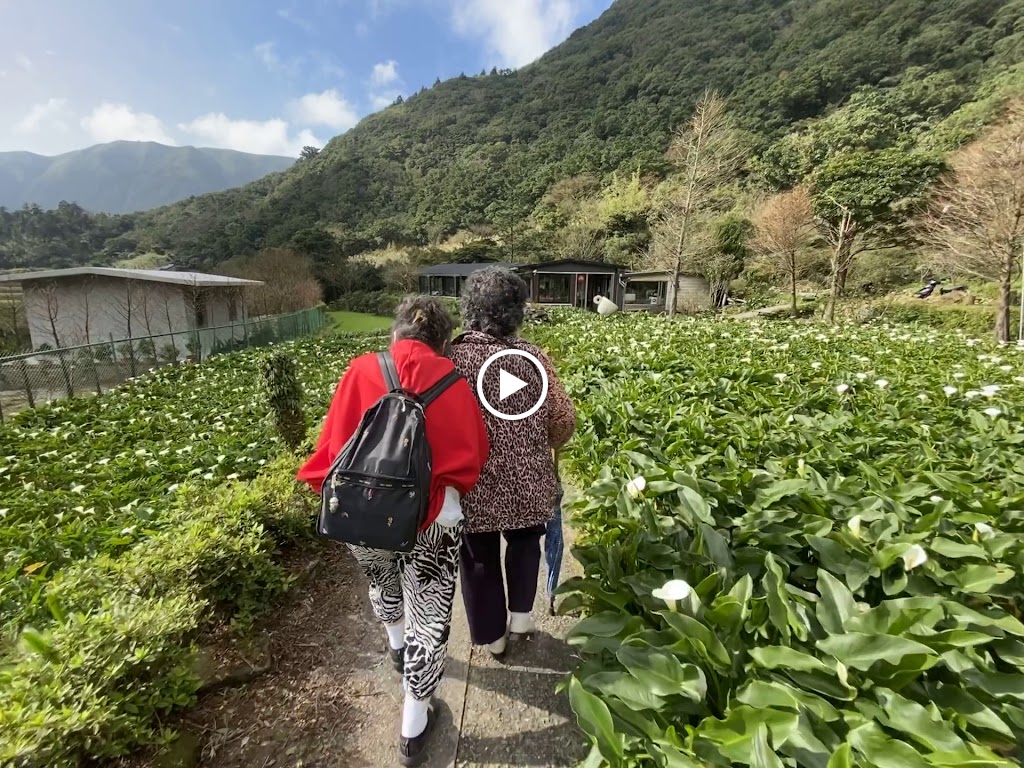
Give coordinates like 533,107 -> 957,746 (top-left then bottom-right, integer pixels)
0,141 -> 295,214
4,0 -> 1024,272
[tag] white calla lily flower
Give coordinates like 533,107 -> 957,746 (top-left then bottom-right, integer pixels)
836,383 -> 850,394
901,544 -> 928,571
943,386 -> 957,396
652,580 -> 693,612
974,522 -> 995,540
847,515 -> 862,538
626,475 -> 647,498
875,379 -> 889,389
984,407 -> 1002,418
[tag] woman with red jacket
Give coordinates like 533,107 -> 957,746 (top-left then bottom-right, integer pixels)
298,296 -> 489,767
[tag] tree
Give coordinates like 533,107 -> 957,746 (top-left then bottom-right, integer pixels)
300,146 -> 320,161
920,104 -> 1024,342
226,248 -> 322,315
752,187 -> 817,316
811,148 -> 942,323
650,91 -> 745,316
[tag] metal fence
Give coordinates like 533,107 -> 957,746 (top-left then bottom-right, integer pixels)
0,306 -> 326,422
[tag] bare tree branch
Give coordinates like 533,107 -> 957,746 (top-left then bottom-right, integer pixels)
648,91 -> 745,315
752,187 -> 817,316
919,102 -> 1024,341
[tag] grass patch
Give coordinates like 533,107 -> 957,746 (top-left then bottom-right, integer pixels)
327,311 -> 393,334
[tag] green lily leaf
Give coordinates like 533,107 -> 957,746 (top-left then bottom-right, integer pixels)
616,644 -> 707,701
816,632 -> 936,671
568,676 -> 625,763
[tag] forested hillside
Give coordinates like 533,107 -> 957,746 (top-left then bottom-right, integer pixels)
2,0 -> 1022,273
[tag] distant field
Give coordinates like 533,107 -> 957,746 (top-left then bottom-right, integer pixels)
327,311 -> 392,334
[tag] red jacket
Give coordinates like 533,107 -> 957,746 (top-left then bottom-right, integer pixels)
297,339 -> 490,529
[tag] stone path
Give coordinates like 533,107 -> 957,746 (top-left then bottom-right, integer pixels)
126,493 -> 587,768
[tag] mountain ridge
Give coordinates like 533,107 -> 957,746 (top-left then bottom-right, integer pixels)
0,141 -> 295,214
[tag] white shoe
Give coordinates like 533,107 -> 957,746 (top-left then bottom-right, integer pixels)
488,633 -> 508,657
509,612 -> 537,635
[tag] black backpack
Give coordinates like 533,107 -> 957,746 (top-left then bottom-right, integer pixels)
317,352 -> 462,552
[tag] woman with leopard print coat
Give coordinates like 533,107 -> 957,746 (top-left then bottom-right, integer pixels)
450,266 -> 577,657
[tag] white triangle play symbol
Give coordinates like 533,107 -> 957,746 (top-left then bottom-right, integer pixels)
499,368 -> 528,401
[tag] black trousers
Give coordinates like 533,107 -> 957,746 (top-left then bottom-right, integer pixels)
460,524 -> 546,645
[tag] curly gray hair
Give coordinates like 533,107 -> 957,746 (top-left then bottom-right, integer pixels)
460,266 -> 529,338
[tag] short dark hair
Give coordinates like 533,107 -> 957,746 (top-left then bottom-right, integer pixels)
460,266 -> 528,338
392,295 -> 454,353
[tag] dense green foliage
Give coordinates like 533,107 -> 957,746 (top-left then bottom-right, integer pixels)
0,331 -> 392,766
532,311 -> 1024,766
0,333 -> 384,635
0,141 -> 294,214
2,0 -> 1023,272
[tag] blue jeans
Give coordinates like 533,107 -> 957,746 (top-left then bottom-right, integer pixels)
544,487 -> 564,606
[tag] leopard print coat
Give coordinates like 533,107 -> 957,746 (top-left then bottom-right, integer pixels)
450,331 -> 576,534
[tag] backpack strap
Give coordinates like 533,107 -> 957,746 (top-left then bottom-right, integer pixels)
420,370 -> 463,407
377,352 -> 401,393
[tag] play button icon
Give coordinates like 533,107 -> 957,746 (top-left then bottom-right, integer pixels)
499,369 -> 528,401
476,348 -> 549,421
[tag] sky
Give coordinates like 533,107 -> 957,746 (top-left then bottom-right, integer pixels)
0,0 -> 614,158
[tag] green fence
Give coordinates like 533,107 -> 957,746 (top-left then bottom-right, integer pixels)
0,306 -> 326,422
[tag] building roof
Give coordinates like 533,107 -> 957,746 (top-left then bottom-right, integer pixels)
417,262 -> 513,277
625,270 -> 705,280
514,259 -> 623,271
0,267 -> 262,287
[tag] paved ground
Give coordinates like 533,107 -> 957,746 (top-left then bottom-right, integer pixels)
122,493 -> 587,768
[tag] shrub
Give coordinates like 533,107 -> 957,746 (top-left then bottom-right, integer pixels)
0,458 -> 316,767
262,352 -> 306,451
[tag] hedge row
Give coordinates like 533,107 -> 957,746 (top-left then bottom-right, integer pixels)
0,457 -> 316,768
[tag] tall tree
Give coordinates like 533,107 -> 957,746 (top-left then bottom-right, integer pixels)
920,104 -> 1024,342
811,148 -> 942,323
752,187 -> 818,317
651,91 -> 744,316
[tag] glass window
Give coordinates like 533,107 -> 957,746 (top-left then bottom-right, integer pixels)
441,276 -> 456,296
228,295 -> 239,322
625,280 -> 665,305
418,276 -> 429,293
538,274 -> 571,304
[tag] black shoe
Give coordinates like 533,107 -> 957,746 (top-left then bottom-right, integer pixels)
390,647 -> 405,674
399,703 -> 437,767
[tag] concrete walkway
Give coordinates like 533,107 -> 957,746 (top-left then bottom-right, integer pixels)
319,496 -> 587,768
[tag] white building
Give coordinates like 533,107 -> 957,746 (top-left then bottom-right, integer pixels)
0,267 -> 262,356
622,271 -> 712,314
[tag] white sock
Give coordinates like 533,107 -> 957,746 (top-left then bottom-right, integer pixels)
509,612 -> 535,634
402,694 -> 430,739
385,620 -> 405,651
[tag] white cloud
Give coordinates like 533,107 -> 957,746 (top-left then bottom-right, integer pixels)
291,89 -> 359,130
178,113 -> 321,156
253,41 -> 301,76
15,98 -> 72,134
254,41 -> 281,70
450,0 -> 580,67
81,102 -> 176,145
367,60 -> 404,112
277,8 -> 316,33
15,54 -> 33,72
371,60 -> 400,87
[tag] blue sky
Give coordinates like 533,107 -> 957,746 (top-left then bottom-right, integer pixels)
0,0 -> 614,157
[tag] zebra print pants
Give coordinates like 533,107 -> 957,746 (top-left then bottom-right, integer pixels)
348,521 -> 463,701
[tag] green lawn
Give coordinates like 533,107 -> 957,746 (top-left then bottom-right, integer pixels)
327,311 -> 393,334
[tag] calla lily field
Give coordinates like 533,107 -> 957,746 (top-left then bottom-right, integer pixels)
3,309 -> 1024,766
529,312 -> 1024,767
